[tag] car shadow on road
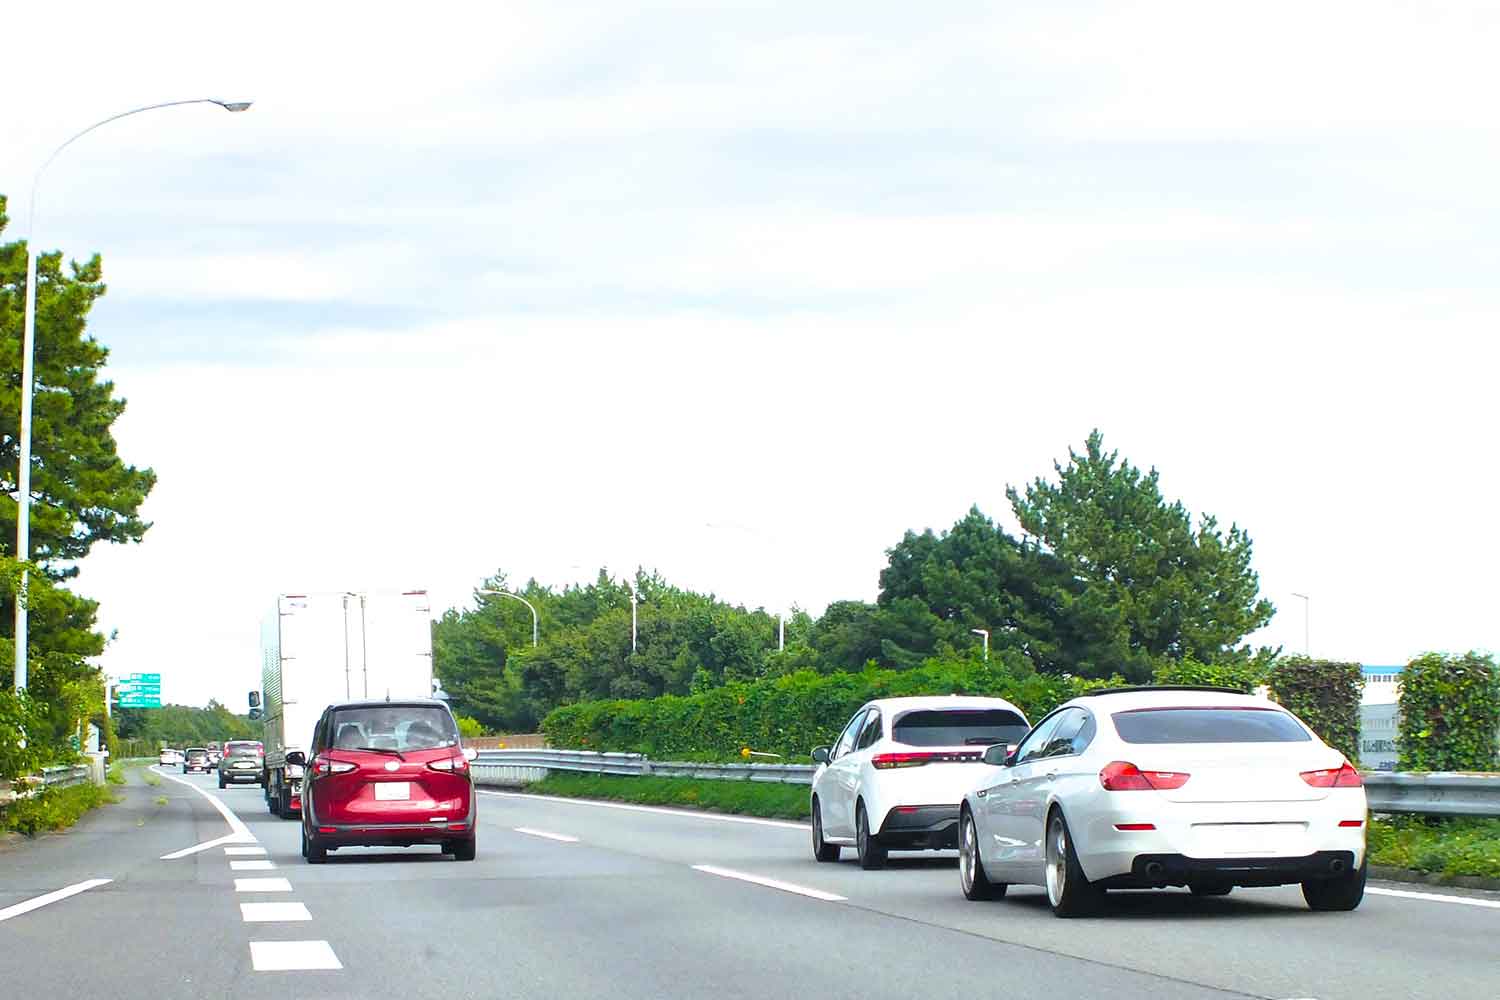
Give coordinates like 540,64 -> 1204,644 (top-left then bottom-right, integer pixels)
998,887 -> 1307,919
320,848 -> 454,864
876,855 -> 960,870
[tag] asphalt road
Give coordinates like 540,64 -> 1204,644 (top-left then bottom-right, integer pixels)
2,766 -> 1495,1000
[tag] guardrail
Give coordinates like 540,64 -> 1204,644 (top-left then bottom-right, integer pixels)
473,750 -> 1500,817
0,764 -> 93,810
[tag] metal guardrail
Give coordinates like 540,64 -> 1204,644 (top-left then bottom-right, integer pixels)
1363,772 -> 1500,817
0,764 -> 93,809
474,750 -> 1500,817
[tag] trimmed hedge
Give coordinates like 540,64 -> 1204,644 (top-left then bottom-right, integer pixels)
1398,652 -> 1500,772
542,660 -> 1123,759
1151,657 -> 1267,693
1268,657 -> 1362,762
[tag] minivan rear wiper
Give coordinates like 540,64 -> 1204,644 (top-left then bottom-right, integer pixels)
354,746 -> 406,761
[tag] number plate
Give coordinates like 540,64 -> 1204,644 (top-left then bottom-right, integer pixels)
1193,823 -> 1303,856
374,782 -> 410,801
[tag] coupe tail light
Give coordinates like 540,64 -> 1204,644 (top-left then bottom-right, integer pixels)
428,755 -> 469,773
871,751 -> 981,769
1300,762 -> 1363,788
312,756 -> 356,776
1099,761 -> 1191,791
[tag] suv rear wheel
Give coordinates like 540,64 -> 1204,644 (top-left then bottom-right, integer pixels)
302,826 -> 327,864
1302,858 -> 1366,911
447,837 -> 476,862
812,798 -> 840,863
855,802 -> 887,870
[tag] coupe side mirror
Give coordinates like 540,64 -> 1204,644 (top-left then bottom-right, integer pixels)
811,746 -> 831,764
284,751 -> 307,767
983,743 -> 1011,767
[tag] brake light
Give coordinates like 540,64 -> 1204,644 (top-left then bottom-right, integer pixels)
1339,819 -> 1364,827
428,755 -> 469,773
1300,762 -> 1363,788
1099,761 -> 1191,791
312,756 -> 356,776
871,751 -> 981,769
1115,823 -> 1156,831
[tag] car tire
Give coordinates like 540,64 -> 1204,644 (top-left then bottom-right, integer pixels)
1302,858 -> 1366,911
218,774 -> 226,789
959,808 -> 1005,901
1189,881 -> 1233,897
1045,808 -> 1102,918
303,826 -> 327,864
450,837 -> 477,862
855,801 -> 887,870
278,785 -> 294,820
812,798 -> 840,863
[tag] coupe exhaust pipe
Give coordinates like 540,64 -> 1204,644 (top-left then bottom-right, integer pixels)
1329,858 -> 1347,874
1143,861 -> 1165,879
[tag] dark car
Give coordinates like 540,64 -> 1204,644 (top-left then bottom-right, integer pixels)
218,739 -> 265,788
182,747 -> 212,774
289,699 -> 476,863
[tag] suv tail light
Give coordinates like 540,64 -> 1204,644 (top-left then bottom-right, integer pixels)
1099,761 -> 1191,791
1300,762 -> 1363,788
871,751 -> 982,769
311,756 -> 356,776
428,755 -> 469,773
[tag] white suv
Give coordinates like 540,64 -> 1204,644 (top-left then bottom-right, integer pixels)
810,696 -> 1030,869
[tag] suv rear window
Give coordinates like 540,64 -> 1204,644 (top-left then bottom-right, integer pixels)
225,743 -> 261,756
1111,707 -> 1312,744
892,709 -> 1029,747
327,705 -> 460,752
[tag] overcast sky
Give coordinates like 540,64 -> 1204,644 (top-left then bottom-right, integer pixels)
6,2 -> 1498,709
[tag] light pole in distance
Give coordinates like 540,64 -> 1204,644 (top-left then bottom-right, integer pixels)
971,628 -> 990,662
479,590 -> 539,647
1291,592 -> 1310,657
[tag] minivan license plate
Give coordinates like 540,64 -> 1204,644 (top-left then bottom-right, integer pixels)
374,782 -> 410,801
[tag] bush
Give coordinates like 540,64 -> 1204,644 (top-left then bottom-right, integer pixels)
542,658 -> 1124,759
0,783 -> 116,836
0,691 -> 49,783
1398,652 -> 1500,772
1267,657 -> 1362,762
455,715 -> 485,740
1151,656 -> 1268,693
528,773 -> 809,819
1367,816 -> 1500,879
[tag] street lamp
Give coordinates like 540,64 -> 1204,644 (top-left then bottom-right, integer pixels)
1291,593 -> 1311,657
971,628 -> 990,662
478,590 -> 539,647
12,98 -> 252,694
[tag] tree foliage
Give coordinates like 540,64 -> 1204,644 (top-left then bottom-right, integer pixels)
1398,652 -> 1500,772
111,701 -> 258,747
1267,657 -> 1363,762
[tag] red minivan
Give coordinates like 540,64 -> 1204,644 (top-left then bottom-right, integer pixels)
289,699 -> 477,863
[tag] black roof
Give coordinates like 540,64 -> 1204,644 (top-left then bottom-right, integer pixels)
1077,685 -> 1252,697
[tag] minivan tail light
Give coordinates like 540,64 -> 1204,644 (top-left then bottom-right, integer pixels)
428,755 -> 469,773
312,756 -> 356,776
1300,762 -> 1363,788
1099,761 -> 1190,791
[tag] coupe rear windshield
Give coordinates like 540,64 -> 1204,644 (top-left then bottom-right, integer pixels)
327,705 -> 459,752
1111,707 -> 1311,744
892,709 -> 1030,747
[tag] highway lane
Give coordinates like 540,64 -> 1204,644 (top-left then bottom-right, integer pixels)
3,768 -> 1496,1000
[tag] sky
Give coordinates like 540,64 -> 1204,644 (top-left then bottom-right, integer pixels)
5,1 -> 1498,709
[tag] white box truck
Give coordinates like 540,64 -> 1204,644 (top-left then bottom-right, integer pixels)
260,590 -> 435,818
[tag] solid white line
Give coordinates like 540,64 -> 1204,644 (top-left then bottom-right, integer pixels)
161,834 -> 243,860
235,878 -> 292,893
693,864 -> 846,902
152,768 -> 256,857
249,940 -> 342,971
230,860 -> 276,871
480,791 -> 807,831
224,846 -> 267,856
513,827 -> 580,843
1368,886 -> 1500,910
240,901 -> 312,922
0,879 -> 112,923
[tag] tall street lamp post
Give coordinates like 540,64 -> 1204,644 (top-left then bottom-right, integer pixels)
1291,592 -> 1311,657
479,590 -> 539,647
12,98 -> 252,694
971,628 -> 990,662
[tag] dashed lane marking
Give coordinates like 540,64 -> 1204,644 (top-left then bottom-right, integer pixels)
230,860 -> 276,871
514,827 -> 580,843
481,790 -> 807,830
1367,886 -> 1500,910
0,879 -> 113,923
240,902 -> 312,922
249,940 -> 342,971
235,878 -> 292,893
225,846 -> 267,856
692,864 -> 847,902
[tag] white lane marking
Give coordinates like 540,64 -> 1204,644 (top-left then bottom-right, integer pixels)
480,791 -> 807,831
1368,886 -> 1500,910
0,879 -> 112,923
225,846 -> 267,856
153,767 -> 256,857
231,860 -> 276,871
249,940 -> 342,971
240,902 -> 312,922
161,833 -> 244,860
693,864 -> 847,902
235,878 -> 292,893
514,827 -> 580,843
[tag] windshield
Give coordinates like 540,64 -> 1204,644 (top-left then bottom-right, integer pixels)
225,743 -> 261,757
1111,707 -> 1313,744
327,706 -> 459,752
892,709 -> 1030,747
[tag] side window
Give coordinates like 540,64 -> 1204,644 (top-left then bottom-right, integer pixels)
1044,709 -> 1088,758
1069,712 -> 1097,755
856,711 -> 883,751
833,710 -> 867,759
313,714 -> 329,753
1013,712 -> 1064,766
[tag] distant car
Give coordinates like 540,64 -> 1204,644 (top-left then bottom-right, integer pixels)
957,687 -> 1369,916
809,696 -> 1031,869
208,749 -> 222,766
159,748 -> 178,766
218,740 -> 265,788
290,699 -> 477,863
182,747 -> 212,774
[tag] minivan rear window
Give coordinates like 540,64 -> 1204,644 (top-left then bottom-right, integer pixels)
327,705 -> 460,752
1111,707 -> 1312,744
892,709 -> 1029,747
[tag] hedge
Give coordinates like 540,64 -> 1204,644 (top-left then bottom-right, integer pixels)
1151,657 -> 1267,693
541,659 -> 1124,759
1267,657 -> 1362,763
1398,652 -> 1500,772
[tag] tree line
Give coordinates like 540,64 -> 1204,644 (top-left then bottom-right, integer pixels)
435,431 -> 1276,733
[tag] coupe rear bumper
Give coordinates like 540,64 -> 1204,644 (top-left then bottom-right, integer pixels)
1095,851 -> 1360,889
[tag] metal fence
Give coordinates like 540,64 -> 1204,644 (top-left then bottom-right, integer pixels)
0,764 -> 94,810
473,750 -> 1500,817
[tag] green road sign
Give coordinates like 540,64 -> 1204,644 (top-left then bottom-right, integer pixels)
117,695 -> 162,708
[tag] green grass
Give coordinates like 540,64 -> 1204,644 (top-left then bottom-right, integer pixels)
106,762 -> 127,785
1369,816 -> 1500,880
141,768 -> 161,787
527,773 -> 811,820
1,784 -> 118,836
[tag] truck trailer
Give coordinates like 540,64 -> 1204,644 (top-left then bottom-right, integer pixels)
260,591 -> 434,818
